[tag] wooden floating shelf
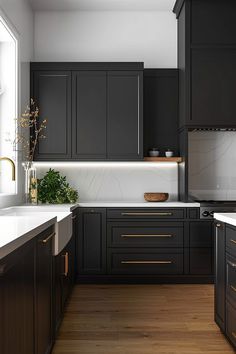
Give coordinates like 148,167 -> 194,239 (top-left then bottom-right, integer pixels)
144,157 -> 183,163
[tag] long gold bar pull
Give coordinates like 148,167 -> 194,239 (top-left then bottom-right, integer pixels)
41,232 -> 55,244
121,234 -> 173,238
232,332 -> 236,339
231,239 -> 236,245
63,252 -> 69,276
121,260 -> 172,265
121,212 -> 173,216
230,285 -> 236,293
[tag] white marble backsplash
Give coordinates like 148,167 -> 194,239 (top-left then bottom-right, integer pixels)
188,131 -> 236,200
35,163 -> 178,202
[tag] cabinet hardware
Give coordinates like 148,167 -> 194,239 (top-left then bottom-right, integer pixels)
230,285 -> 236,293
62,252 -> 69,276
71,215 -> 77,220
231,239 -> 236,245
232,332 -> 236,340
216,223 -> 221,228
121,260 -> 172,265
121,234 -> 173,238
121,212 -> 173,216
40,232 -> 55,244
0,264 -> 7,276
228,260 -> 236,268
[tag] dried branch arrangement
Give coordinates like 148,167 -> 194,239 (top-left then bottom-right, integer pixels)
14,99 -> 47,161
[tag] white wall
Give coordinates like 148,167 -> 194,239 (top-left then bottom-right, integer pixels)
0,0 -> 34,208
35,163 -> 179,202
34,11 -> 177,67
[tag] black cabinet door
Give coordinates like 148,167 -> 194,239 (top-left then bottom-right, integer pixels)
191,49 -> 236,127
32,71 -> 72,160
72,71 -> 107,159
107,71 -> 143,160
78,208 -> 106,275
215,221 -> 226,331
35,227 -> 54,354
0,241 -> 35,354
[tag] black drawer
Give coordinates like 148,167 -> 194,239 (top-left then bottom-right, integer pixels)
107,208 -> 185,220
226,301 -> 236,348
226,225 -> 236,258
107,221 -> 184,248
107,249 -> 183,275
226,255 -> 236,308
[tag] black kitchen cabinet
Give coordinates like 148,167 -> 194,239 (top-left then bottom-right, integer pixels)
31,63 -> 143,161
107,71 -> 143,159
72,71 -> 107,159
35,226 -> 54,354
78,208 -> 106,275
32,71 -> 72,160
144,69 -> 179,156
174,0 -> 236,128
0,240 -> 35,354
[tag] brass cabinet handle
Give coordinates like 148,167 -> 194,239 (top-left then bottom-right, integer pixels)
228,260 -> 236,268
121,234 -> 173,238
231,239 -> 236,245
216,223 -> 221,228
40,232 -> 55,244
121,212 -> 173,216
71,215 -> 77,220
230,285 -> 236,293
232,332 -> 236,339
62,252 -> 69,276
121,260 -> 172,265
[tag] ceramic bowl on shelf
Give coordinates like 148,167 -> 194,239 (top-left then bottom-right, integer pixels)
165,150 -> 174,158
144,193 -> 169,202
148,148 -> 160,157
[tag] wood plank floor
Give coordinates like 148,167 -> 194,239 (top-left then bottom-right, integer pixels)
53,284 -> 234,354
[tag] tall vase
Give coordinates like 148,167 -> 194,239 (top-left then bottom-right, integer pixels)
23,161 -> 37,204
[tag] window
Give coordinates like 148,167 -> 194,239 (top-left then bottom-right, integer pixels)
0,15 -> 18,194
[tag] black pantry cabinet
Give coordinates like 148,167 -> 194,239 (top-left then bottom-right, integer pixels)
31,62 -> 143,161
174,0 -> 236,128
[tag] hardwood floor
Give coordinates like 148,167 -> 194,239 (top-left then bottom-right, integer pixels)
53,285 -> 234,354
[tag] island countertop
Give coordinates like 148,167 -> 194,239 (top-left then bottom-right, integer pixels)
214,213 -> 236,227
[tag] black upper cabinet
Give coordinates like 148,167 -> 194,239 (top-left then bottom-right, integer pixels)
31,63 -> 143,161
72,71 -> 107,159
32,71 -> 72,160
107,71 -> 143,160
174,0 -> 236,128
144,69 -> 179,156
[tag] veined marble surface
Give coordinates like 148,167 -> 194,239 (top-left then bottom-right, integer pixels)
35,163 -> 178,202
188,131 -> 236,200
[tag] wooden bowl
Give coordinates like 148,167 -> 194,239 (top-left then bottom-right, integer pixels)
144,193 -> 169,202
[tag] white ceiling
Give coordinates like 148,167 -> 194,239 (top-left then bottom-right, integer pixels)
29,0 -> 176,12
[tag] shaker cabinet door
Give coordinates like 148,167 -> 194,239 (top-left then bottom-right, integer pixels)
32,71 -> 72,160
72,71 -> 107,159
107,71 -> 143,160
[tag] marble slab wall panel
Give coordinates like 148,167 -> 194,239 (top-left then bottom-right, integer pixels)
35,163 -> 178,202
188,131 -> 236,200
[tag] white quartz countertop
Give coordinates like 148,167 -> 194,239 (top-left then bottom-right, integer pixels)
77,201 -> 200,208
0,214 -> 57,260
214,213 -> 236,227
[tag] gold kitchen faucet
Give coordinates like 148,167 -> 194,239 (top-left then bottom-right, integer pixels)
0,157 -> 16,181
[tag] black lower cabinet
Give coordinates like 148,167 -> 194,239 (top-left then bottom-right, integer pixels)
0,240 -> 35,354
35,227 -> 54,354
215,221 -> 236,350
78,208 -> 106,275
215,221 -> 226,331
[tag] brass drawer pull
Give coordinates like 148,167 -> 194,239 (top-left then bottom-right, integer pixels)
121,234 -> 173,238
232,332 -> 236,339
230,285 -> 236,293
121,260 -> 172,265
228,261 -> 236,268
231,239 -> 236,245
62,252 -> 69,276
216,223 -> 221,228
40,232 -> 55,244
121,212 -> 173,216
71,215 -> 77,220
